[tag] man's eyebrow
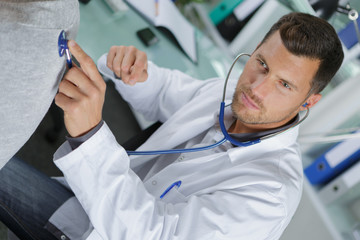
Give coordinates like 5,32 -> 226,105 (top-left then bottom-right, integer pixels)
256,53 -> 299,91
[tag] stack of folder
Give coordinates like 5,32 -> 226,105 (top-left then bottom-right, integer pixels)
305,131 -> 360,186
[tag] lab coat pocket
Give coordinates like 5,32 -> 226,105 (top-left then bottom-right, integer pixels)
160,187 -> 187,204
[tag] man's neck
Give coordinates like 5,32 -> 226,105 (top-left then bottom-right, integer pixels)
228,118 -> 295,134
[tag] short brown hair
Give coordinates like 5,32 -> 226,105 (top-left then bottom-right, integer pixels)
259,12 -> 344,94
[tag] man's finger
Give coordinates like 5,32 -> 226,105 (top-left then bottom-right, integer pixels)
128,53 -> 148,84
112,50 -> 125,78
58,79 -> 82,99
63,67 -> 94,94
68,40 -> 101,83
55,92 -> 75,111
106,47 -> 116,71
129,65 -> 143,84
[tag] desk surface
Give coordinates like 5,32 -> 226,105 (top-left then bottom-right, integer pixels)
76,0 -> 234,80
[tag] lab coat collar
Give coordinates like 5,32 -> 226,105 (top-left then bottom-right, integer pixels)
225,111 -> 300,165
218,103 -> 300,163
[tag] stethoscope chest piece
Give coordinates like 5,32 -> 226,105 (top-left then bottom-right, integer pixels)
58,30 -> 72,68
58,30 -> 67,57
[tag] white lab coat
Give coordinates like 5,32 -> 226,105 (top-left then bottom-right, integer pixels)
54,56 -> 303,240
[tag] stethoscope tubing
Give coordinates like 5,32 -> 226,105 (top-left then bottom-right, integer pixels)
126,137 -> 227,155
222,53 -> 250,102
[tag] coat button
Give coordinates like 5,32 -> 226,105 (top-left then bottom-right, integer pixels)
152,180 -> 157,185
61,235 -> 67,240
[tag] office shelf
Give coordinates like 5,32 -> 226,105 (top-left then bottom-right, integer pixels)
299,72 -> 360,239
183,0 -> 292,58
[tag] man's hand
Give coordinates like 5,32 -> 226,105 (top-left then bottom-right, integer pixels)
55,40 -> 106,138
106,46 -> 148,85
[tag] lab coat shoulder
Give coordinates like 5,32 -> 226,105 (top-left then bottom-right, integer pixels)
224,130 -> 303,237
239,143 -> 303,208
275,144 -> 304,219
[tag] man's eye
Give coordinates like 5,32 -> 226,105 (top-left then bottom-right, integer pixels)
258,60 -> 267,70
260,61 -> 266,68
282,82 -> 291,89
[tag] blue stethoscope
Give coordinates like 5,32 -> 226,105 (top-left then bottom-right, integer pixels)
58,30 -> 72,69
126,53 -> 310,155
57,31 -> 309,157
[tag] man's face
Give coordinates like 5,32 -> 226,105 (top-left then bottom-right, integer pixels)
231,31 -> 321,131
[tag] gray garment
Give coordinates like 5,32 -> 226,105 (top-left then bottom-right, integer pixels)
0,0 -> 80,169
66,121 -> 104,150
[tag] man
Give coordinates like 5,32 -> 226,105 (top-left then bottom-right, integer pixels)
0,12 -> 343,239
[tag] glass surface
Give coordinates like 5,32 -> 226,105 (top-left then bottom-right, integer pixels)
75,0 -> 243,128
76,0 -> 238,80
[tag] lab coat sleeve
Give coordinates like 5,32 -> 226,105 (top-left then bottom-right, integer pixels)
54,123 -> 289,240
97,54 -> 218,123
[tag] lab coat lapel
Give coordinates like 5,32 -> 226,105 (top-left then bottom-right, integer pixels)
227,124 -> 300,164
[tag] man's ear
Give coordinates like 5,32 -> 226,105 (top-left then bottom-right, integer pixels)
301,93 -> 322,110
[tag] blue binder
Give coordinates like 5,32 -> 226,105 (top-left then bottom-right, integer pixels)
305,131 -> 360,185
338,17 -> 360,49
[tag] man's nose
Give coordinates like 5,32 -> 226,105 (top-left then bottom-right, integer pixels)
250,76 -> 271,100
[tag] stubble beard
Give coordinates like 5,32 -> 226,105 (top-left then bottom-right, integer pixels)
231,85 -> 298,126
231,85 -> 266,124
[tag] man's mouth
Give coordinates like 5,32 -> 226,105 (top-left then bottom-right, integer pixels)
241,92 -> 260,110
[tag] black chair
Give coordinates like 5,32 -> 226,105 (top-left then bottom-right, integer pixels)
122,121 -> 162,151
